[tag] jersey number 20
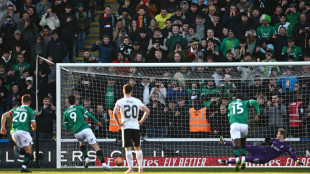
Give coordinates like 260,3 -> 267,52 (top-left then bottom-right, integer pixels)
124,105 -> 138,119
232,103 -> 244,114
13,112 -> 28,122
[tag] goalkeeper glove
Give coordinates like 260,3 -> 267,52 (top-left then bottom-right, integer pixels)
296,160 -> 304,166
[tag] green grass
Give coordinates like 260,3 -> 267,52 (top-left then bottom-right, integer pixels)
0,168 -> 309,174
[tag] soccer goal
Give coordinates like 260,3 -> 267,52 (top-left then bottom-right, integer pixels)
56,62 -> 310,168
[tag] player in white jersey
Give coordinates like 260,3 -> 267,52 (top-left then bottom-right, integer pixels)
113,84 -> 150,173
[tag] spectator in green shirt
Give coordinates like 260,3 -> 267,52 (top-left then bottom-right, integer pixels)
281,37 -> 303,61
220,30 -> 240,58
257,14 -> 276,41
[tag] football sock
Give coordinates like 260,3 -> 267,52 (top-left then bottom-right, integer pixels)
23,153 -> 32,168
20,148 -> 25,155
136,150 -> 143,169
233,146 -> 240,158
80,145 -> 88,158
126,150 -> 133,170
241,156 -> 246,162
96,150 -> 105,163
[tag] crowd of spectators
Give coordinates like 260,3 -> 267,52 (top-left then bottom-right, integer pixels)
1,0 -> 310,139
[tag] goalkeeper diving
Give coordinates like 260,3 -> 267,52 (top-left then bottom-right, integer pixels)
218,128 -> 304,166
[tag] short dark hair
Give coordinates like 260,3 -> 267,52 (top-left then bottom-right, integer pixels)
67,95 -> 76,105
235,93 -> 245,100
22,94 -> 31,103
123,84 -> 133,94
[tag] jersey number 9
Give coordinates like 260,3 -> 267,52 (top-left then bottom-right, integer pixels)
70,112 -> 77,122
124,105 -> 138,119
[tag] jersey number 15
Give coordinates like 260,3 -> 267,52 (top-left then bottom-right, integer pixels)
231,103 -> 244,115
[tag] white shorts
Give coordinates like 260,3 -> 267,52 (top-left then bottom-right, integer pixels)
12,130 -> 33,148
230,123 -> 248,140
75,128 -> 97,145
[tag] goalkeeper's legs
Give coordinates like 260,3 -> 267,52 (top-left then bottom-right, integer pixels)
224,142 -> 262,156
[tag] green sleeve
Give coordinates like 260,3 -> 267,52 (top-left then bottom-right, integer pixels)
249,100 -> 260,115
81,106 -> 98,123
220,38 -> 226,52
281,46 -> 288,55
235,39 -> 240,49
63,113 -> 72,130
256,27 -> 261,38
271,26 -> 276,35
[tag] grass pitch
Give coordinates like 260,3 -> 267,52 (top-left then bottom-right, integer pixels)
0,168 -> 309,174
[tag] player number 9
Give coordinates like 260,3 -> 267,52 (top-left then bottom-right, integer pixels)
70,112 -> 77,122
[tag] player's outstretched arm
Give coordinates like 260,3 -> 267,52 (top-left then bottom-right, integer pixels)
139,106 -> 150,125
287,147 -> 303,165
250,100 -> 261,119
82,106 -> 99,123
0,112 -> 10,135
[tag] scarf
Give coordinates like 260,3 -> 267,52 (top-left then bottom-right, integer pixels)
138,15 -> 143,28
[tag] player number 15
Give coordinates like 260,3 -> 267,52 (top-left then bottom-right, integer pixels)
232,103 -> 244,114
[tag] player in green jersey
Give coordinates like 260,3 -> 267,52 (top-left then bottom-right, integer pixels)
63,95 -> 112,170
1,94 -> 36,173
227,93 -> 260,171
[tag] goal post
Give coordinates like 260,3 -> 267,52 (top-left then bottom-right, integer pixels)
56,62 -> 310,169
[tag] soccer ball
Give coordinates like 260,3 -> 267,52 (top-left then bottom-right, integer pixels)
115,157 -> 124,166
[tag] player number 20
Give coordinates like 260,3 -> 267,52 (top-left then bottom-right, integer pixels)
13,112 -> 28,123
124,105 -> 138,119
232,103 -> 244,114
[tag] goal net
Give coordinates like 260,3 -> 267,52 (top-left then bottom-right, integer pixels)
56,62 -> 310,168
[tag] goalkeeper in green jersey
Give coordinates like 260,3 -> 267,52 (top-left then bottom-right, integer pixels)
63,95 -> 112,170
1,94 -> 36,173
227,93 -> 260,171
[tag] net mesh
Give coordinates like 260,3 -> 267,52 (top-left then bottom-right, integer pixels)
58,63 -> 310,168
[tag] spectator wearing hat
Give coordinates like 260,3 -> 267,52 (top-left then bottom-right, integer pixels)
0,49 -> 13,73
257,14 -> 276,41
31,34 -> 46,63
39,7 -> 60,31
135,0 -> 157,18
262,50 -> 280,77
130,41 -> 143,61
75,2 -> 90,51
220,29 -> 240,58
46,29 -> 67,63
146,18 -> 157,37
205,5 -> 217,27
0,5 -> 20,26
36,0 -> 52,19
91,35 -> 116,63
274,14 -> 293,37
7,29 -> 30,58
281,37 -> 302,61
0,15 -> 16,42
155,8 -> 173,30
